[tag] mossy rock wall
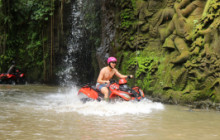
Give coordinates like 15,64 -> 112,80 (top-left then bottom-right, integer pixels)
103,0 -> 220,105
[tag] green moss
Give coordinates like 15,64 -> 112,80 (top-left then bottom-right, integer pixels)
181,94 -> 195,104
161,90 -> 172,102
120,8 -> 135,29
131,0 -> 137,9
214,94 -> 220,103
121,51 -> 159,90
130,36 -> 134,41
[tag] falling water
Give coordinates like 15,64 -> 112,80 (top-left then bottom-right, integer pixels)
57,0 -> 99,86
57,0 -> 86,86
56,0 -> 101,86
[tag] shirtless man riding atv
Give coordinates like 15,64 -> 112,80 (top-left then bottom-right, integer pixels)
96,57 -> 133,101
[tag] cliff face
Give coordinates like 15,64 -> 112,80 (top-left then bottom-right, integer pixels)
98,0 -> 220,108
97,0 -> 117,68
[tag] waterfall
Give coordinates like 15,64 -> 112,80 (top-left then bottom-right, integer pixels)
57,0 -> 85,86
57,0 -> 100,86
57,0 -> 101,86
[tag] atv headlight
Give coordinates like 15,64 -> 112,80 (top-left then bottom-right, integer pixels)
119,93 -> 131,99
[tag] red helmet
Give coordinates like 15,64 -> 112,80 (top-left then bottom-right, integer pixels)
107,57 -> 117,64
119,78 -> 127,85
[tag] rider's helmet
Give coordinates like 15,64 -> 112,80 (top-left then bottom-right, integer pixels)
107,57 -> 117,64
119,78 -> 127,85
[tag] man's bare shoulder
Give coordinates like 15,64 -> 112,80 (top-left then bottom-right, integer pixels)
100,67 -> 118,73
113,68 -> 118,72
100,66 -> 108,72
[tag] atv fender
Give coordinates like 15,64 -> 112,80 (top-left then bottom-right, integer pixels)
109,90 -> 131,101
78,86 -> 99,100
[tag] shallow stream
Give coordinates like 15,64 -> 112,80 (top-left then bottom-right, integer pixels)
0,85 -> 220,140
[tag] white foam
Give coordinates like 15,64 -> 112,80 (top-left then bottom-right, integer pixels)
42,86 -> 164,116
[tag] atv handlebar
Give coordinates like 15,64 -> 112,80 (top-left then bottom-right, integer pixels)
109,75 -> 133,84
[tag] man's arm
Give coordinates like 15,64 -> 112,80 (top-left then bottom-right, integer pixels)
114,69 -> 129,79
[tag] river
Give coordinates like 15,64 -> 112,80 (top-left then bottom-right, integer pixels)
0,84 -> 220,140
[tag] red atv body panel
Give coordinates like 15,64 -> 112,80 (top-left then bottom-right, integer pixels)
7,74 -> 16,79
78,86 -> 99,100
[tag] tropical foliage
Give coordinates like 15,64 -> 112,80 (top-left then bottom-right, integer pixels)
0,0 -> 62,82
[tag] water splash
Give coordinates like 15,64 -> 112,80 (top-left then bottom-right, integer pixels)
0,85 -> 164,116
44,86 -> 164,116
